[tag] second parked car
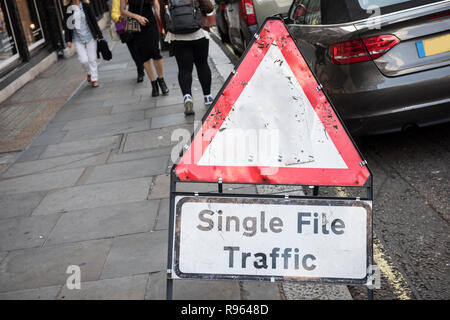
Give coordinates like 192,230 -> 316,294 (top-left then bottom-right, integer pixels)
215,0 -> 292,54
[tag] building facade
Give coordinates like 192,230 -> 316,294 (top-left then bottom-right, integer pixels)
0,0 -> 109,85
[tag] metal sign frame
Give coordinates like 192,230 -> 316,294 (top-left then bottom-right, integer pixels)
166,17 -> 374,300
167,174 -> 374,299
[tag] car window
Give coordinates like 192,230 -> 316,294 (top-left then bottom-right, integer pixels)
292,0 -> 322,25
357,0 -> 421,10
292,0 -> 446,25
335,0 -> 445,23
303,0 -> 321,25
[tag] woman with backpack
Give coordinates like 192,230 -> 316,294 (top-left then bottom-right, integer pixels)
120,0 -> 169,97
63,0 -> 104,87
163,0 -> 215,115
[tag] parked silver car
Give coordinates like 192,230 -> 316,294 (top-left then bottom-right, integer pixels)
287,0 -> 450,135
216,0 -> 292,54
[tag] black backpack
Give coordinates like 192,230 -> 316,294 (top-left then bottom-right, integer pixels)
166,0 -> 202,34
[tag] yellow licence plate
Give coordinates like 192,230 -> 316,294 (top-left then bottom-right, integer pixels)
416,33 -> 450,58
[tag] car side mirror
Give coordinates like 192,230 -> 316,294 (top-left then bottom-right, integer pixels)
287,2 -> 307,24
294,4 -> 307,19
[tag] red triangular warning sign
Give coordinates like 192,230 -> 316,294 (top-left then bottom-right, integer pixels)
174,18 -> 370,186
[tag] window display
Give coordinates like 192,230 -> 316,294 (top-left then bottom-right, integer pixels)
0,2 -> 19,70
17,0 -> 44,49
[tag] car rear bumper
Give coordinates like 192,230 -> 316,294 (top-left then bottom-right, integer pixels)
326,64 -> 450,136
343,98 -> 450,135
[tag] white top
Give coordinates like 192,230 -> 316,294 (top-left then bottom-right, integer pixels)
165,29 -> 209,43
72,3 -> 93,44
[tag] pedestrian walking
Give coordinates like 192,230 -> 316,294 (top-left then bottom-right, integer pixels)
111,0 -> 145,83
120,0 -> 170,97
163,0 -> 214,115
63,0 -> 104,88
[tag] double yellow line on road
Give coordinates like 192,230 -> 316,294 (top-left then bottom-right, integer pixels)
335,187 -> 413,300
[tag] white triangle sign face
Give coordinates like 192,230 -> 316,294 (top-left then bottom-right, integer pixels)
199,43 -> 347,169
175,19 -> 370,186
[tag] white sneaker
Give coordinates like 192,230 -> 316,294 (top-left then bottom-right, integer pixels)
204,95 -> 213,106
184,94 -> 194,115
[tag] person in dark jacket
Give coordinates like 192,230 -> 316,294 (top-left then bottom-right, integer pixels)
63,0 -> 104,87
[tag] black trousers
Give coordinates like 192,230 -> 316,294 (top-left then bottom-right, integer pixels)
123,37 -> 144,76
172,38 -> 211,96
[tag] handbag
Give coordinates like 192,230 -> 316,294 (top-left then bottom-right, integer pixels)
98,39 -> 112,61
125,0 -> 144,33
201,12 -> 215,33
206,12 -> 216,27
115,19 -> 126,35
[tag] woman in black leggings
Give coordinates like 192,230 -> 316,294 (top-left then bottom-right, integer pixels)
164,0 -> 214,115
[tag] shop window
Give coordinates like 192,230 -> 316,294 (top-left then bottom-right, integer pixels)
0,1 -> 19,70
16,0 -> 45,50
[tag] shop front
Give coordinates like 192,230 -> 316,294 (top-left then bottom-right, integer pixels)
0,0 -> 109,85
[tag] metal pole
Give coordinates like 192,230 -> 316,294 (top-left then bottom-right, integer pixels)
367,176 -> 374,300
313,186 -> 319,196
166,170 -> 177,300
368,288 -> 374,300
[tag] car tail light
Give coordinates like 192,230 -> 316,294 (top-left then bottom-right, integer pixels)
330,35 -> 400,64
363,35 -> 400,60
330,39 -> 370,65
240,0 -> 257,26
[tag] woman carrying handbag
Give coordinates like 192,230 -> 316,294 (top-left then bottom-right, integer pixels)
112,0 -> 145,82
63,0 -> 104,88
120,0 -> 170,97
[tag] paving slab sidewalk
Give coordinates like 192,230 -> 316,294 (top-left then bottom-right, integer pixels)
0,31 -> 351,300
0,34 -> 261,300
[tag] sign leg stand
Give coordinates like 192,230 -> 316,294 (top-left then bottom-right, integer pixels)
313,186 -> 319,196
367,231 -> 374,300
368,288 -> 374,300
367,239 -> 374,300
166,170 -> 177,300
367,178 -> 374,300
167,277 -> 173,300
367,246 -> 374,300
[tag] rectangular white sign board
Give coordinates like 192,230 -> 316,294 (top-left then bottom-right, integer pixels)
172,196 -> 372,283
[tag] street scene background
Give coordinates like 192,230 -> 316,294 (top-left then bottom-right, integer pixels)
0,1 -> 448,300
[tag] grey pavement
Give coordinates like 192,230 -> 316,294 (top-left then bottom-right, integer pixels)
0,32 -> 351,300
